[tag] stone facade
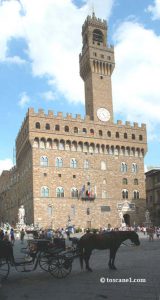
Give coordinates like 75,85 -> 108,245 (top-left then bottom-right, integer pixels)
145,169 -> 160,225
0,13 -> 147,229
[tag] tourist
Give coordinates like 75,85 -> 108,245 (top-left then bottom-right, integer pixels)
10,228 -> 15,245
20,228 -> 25,243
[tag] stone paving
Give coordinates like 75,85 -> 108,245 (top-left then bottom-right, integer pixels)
0,233 -> 160,300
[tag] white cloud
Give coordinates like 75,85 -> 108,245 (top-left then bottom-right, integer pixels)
112,21 -> 160,139
18,92 -> 30,108
147,0 -> 160,20
0,0 -> 115,102
0,159 -> 13,175
41,90 -> 56,102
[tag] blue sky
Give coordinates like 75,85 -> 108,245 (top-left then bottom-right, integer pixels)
0,0 -> 160,173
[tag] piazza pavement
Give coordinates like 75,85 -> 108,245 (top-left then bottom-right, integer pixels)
0,232 -> 160,300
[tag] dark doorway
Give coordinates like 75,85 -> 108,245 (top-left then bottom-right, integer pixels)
123,214 -> 130,226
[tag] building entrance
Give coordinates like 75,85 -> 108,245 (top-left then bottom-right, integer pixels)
123,214 -> 130,226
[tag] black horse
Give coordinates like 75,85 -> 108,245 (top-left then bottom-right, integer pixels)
78,231 -> 140,271
0,240 -> 15,264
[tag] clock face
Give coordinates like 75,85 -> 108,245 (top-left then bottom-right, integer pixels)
97,108 -> 110,122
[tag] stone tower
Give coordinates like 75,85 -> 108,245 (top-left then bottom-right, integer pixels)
79,13 -> 115,122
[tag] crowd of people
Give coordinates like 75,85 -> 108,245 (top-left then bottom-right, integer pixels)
0,224 -> 160,245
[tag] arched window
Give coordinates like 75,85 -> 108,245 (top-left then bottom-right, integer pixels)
55,124 -> 60,131
132,134 -> 135,140
74,127 -> 78,133
123,178 -> 128,185
101,161 -> 106,170
93,29 -> 103,43
56,157 -> 63,168
40,156 -> 48,166
84,160 -> 89,169
99,130 -> 103,136
90,129 -> 94,135
121,162 -> 127,173
59,141 -> 65,150
70,158 -> 77,168
41,186 -> 49,197
65,126 -> 69,132
86,208 -> 90,215
133,190 -> 139,199
71,188 -> 78,198
107,131 -> 111,137
139,135 -> 143,141
82,128 -> 87,134
132,163 -> 138,173
35,122 -> 40,129
45,123 -> 50,130
116,132 -> 119,138
122,189 -> 128,199
124,133 -> 127,139
134,178 -> 138,185
103,179 -> 107,184
56,187 -> 64,198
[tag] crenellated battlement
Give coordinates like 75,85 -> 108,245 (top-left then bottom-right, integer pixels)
82,13 -> 107,33
27,108 -> 146,130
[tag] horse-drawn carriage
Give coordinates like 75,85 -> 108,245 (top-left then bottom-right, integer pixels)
0,237 -> 79,281
0,230 -> 140,281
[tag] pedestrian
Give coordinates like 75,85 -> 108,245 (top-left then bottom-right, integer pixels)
10,228 -> 15,245
20,228 -> 25,243
0,228 -> 4,240
3,231 -> 9,241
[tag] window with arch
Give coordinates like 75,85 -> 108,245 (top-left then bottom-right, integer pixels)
59,141 -> 65,150
122,189 -> 128,199
124,133 -> 127,139
123,178 -> 128,185
99,130 -> 103,136
103,179 -> 107,184
93,29 -> 103,43
35,122 -> 40,129
121,162 -> 127,173
71,188 -> 78,198
40,156 -> 48,167
45,123 -> 50,130
132,134 -> 135,140
56,157 -> 63,168
102,190 -> 107,199
107,131 -> 111,137
74,127 -> 78,134
41,186 -> 49,197
82,128 -> 87,134
134,178 -> 139,185
70,158 -> 77,168
65,126 -> 69,132
101,161 -> 106,170
139,135 -> 143,141
90,129 -> 94,135
56,187 -> 64,198
84,160 -> 89,169
55,124 -> 60,131
133,190 -> 139,199
116,132 -> 119,138
132,163 -> 138,173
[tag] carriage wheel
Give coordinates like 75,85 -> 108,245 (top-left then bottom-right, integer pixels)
39,253 -> 50,272
49,256 -> 72,279
0,259 -> 10,280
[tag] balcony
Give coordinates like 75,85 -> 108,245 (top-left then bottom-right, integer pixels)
81,195 -> 96,201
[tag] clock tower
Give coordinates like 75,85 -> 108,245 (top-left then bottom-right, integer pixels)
79,13 -> 115,122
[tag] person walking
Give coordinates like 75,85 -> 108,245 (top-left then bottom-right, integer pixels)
20,228 -> 25,244
10,228 -> 15,245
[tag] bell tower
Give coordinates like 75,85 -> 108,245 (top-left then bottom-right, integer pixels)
79,13 -> 115,122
